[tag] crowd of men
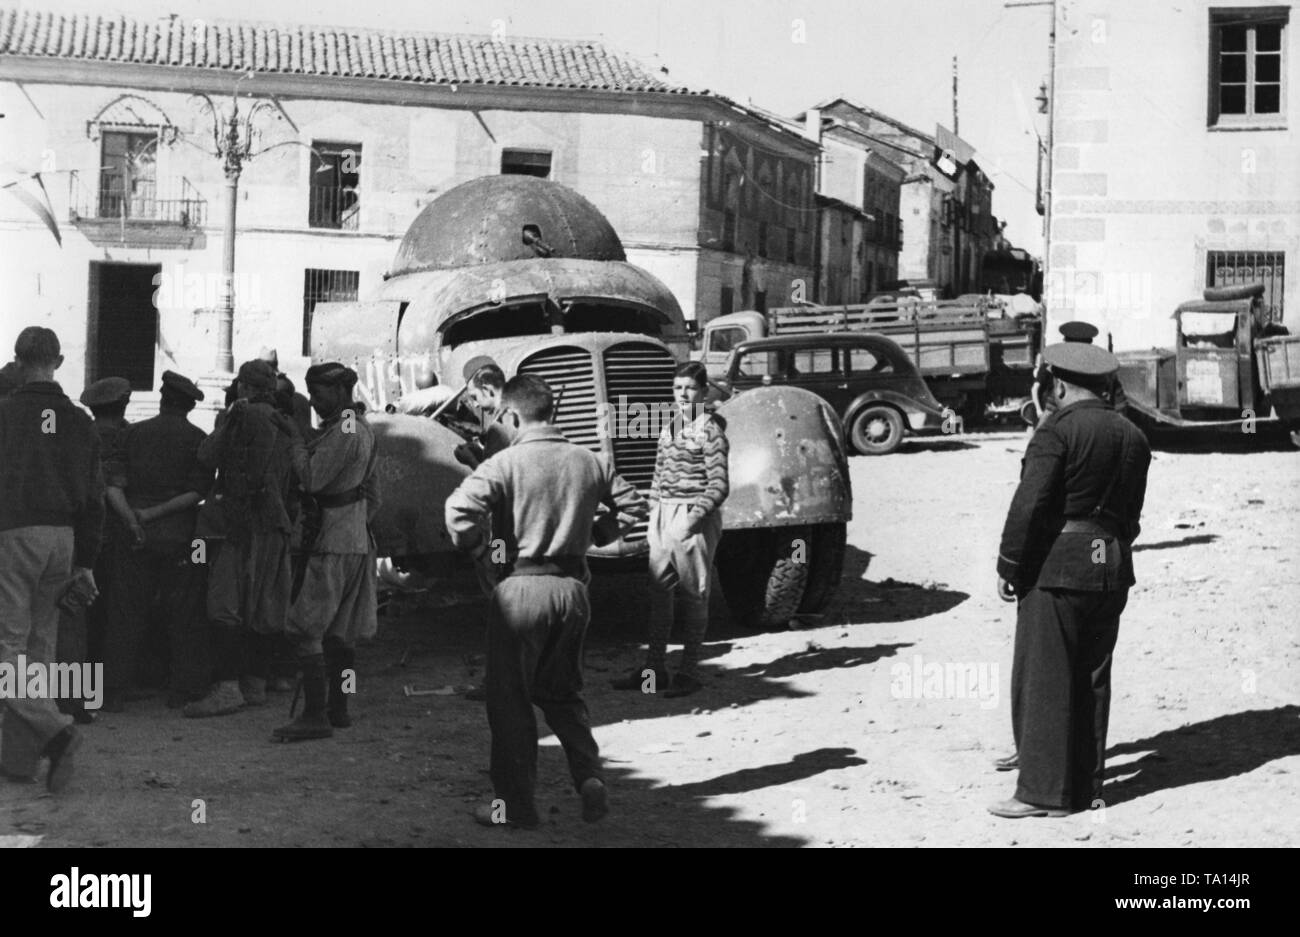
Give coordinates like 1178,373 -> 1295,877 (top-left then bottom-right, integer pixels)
0,317 -> 1151,832
0,327 -> 381,792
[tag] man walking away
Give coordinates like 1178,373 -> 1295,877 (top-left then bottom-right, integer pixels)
446,374 -> 647,829
0,328 -> 102,791
991,342 -> 1151,818
273,363 -> 380,741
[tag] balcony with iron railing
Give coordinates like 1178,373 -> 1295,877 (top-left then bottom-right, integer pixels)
68,170 -> 207,227
308,185 -> 360,231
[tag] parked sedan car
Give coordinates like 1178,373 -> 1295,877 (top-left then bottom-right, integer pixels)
722,333 -> 949,455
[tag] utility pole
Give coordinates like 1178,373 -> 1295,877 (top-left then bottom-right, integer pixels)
1006,0 -> 1056,320
952,56 -> 959,136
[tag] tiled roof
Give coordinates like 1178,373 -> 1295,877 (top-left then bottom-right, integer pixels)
0,7 -> 702,95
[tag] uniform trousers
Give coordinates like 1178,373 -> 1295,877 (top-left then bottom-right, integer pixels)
0,527 -> 74,777
1012,586 -> 1128,809
106,541 -> 209,697
286,551 -> 377,656
485,573 -> 602,826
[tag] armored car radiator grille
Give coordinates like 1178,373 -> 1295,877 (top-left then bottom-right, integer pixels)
603,343 -> 677,497
517,347 -> 602,454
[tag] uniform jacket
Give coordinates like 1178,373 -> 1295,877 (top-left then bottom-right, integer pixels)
197,399 -> 295,541
0,381 -> 105,567
285,405 -> 380,554
998,399 -> 1151,593
445,424 -> 648,576
106,408 -> 213,550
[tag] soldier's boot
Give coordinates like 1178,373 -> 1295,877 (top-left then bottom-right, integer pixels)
325,639 -> 355,729
272,655 -> 333,742
183,681 -> 246,719
239,675 -> 268,707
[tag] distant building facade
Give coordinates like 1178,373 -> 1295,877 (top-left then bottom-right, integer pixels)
0,8 -> 817,414
812,98 -> 999,298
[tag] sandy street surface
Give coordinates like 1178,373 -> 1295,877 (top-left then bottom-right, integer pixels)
3,429 -> 1297,848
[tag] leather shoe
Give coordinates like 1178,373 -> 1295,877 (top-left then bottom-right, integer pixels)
580,777 -> 609,823
993,752 -> 1019,772
987,797 -> 1070,819
610,666 -> 668,693
473,801 -> 539,830
44,726 -> 83,793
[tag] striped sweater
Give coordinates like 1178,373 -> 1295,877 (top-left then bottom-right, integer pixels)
649,411 -> 729,519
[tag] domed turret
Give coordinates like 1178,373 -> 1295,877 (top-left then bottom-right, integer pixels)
389,176 -> 627,277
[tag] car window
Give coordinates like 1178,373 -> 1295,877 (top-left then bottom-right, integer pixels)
708,326 -> 747,354
792,348 -> 838,375
735,350 -> 780,378
850,347 -> 894,374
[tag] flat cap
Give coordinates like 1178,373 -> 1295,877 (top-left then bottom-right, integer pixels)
1043,341 -> 1119,381
462,355 -> 499,383
80,377 -> 132,407
1058,320 -> 1099,343
236,359 -> 278,392
305,362 -> 358,388
161,370 -> 204,402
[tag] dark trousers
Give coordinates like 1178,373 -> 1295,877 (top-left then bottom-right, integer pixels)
106,542 -> 209,697
485,574 -> 602,825
1012,586 -> 1127,809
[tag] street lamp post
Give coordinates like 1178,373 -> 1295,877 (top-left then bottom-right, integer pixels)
192,78 -> 279,374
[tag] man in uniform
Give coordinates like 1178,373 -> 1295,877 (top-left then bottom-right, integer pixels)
1032,321 -> 1127,422
0,327 -> 102,791
103,372 -> 213,712
446,374 -> 647,829
185,360 -> 296,718
58,377 -> 131,720
991,342 -> 1151,818
272,363 -> 380,741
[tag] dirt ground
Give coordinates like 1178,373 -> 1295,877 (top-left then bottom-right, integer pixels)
3,427 -> 1298,848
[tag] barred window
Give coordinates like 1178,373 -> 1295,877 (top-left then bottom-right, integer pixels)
302,269 -> 360,356
1207,250 -> 1285,321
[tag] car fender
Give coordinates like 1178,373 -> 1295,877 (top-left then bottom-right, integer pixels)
845,390 -> 942,432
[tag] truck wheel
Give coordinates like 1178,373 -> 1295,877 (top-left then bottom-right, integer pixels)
715,528 -> 811,630
849,405 -> 905,455
798,522 -> 847,615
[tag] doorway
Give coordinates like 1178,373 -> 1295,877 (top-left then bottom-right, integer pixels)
87,262 -> 160,389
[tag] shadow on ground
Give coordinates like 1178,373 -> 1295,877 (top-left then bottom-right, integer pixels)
1101,705 -> 1300,808
664,747 -> 867,798
824,545 -> 970,626
1133,533 -> 1219,553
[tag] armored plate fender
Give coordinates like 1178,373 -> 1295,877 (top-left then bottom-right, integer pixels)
715,385 -> 853,529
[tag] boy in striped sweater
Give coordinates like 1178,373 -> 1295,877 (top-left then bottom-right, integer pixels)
612,361 -> 728,698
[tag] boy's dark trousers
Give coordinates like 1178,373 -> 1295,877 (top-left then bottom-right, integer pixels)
485,572 -> 603,826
